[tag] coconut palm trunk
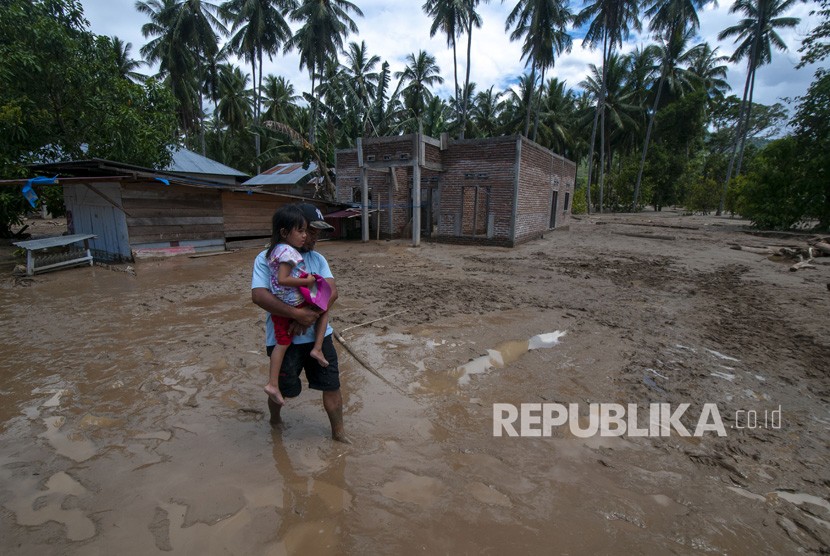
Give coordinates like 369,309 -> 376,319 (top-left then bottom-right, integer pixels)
531,66 -> 547,142
583,26 -> 608,215
735,65 -> 757,176
632,73 -> 665,210
718,42 -> 757,215
598,32 -> 609,213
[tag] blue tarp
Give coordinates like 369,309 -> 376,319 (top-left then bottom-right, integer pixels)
21,176 -> 57,208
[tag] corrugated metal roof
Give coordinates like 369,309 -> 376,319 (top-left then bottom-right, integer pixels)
244,162 -> 318,185
166,147 -> 248,177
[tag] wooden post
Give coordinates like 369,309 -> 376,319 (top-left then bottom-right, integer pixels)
389,167 -> 398,237
412,134 -> 421,247
357,137 -> 369,242
361,167 -> 369,242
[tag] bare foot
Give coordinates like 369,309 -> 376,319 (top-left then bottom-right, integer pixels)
264,384 -> 284,406
332,432 -> 352,444
310,348 -> 329,367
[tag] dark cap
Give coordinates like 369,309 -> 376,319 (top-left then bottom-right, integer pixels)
298,203 -> 334,230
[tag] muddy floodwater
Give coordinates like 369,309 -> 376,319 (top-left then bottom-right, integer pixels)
1,212 -> 829,554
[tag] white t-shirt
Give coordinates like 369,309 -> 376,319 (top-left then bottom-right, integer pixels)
252,248 -> 334,346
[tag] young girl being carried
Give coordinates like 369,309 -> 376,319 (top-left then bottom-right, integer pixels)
264,205 -> 330,405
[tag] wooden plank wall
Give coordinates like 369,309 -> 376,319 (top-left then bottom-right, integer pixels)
221,191 -> 342,238
120,182 -> 224,244
221,190 -> 292,238
63,182 -> 132,261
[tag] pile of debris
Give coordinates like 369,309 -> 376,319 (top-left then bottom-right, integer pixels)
730,239 -> 830,272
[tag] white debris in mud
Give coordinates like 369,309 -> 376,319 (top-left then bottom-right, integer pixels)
710,371 -> 736,381
706,349 -> 740,362
646,368 -> 668,380
774,491 -> 830,513
674,344 -> 696,352
528,331 -> 567,350
32,388 -> 67,408
727,486 -> 766,502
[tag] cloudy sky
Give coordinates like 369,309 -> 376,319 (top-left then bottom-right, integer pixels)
81,0 -> 823,115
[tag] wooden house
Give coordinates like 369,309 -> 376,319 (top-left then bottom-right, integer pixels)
28,157 -> 341,262
243,162 -> 324,198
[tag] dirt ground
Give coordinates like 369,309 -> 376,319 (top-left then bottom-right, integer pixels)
1,210 -> 829,554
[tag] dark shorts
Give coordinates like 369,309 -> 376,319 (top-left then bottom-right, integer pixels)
265,335 -> 340,397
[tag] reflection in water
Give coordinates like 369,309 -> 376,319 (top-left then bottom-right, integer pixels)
271,430 -> 350,554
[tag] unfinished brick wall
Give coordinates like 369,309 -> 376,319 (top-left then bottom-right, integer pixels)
335,150 -> 359,204
515,137 -> 554,244
337,134 -> 575,247
436,136 -> 518,244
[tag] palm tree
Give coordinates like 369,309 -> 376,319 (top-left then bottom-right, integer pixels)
423,0 -> 465,127
422,96 -> 453,136
716,0 -> 800,214
289,0 -> 363,144
136,0 -> 226,133
110,36 -> 146,82
500,72 -> 536,135
341,41 -> 381,136
575,0 -> 641,212
220,0 -> 296,163
581,54 -> 640,183
261,74 -> 299,123
537,77 -> 577,155
504,0 -> 573,140
687,43 -> 730,103
395,50 -> 444,131
471,85 -> 504,137
458,0 -> 489,138
632,27 -> 697,209
631,0 -> 712,209
216,64 -> 253,132
369,61 -> 406,136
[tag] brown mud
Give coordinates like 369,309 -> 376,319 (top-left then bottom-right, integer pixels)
1,211 -> 829,554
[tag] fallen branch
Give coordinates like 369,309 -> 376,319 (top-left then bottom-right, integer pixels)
615,232 -> 676,241
340,310 -> 408,334
730,245 -> 774,255
790,260 -> 817,272
813,242 -> 830,256
333,331 -> 407,395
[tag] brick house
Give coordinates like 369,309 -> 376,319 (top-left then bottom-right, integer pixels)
334,133 -> 576,247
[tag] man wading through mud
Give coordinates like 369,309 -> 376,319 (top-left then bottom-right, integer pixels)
251,203 -> 348,443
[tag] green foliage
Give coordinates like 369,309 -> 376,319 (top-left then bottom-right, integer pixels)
736,137 -> 811,229
791,69 -> 830,229
571,186 -> 587,215
0,0 -> 177,176
0,189 -> 28,237
39,185 -> 66,217
685,177 -> 720,214
0,0 -> 177,234
798,0 -> 830,68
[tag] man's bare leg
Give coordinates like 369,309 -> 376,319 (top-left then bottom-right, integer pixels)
323,389 -> 349,443
268,396 -> 283,426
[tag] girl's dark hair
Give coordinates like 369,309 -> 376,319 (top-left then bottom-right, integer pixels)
266,204 -> 306,257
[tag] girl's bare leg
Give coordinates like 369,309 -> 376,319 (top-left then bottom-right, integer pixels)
309,311 -> 329,367
264,344 -> 288,405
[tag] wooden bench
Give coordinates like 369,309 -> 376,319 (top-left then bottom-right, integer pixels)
13,234 -> 96,276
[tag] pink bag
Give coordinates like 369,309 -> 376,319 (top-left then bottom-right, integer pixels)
298,272 -> 332,311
